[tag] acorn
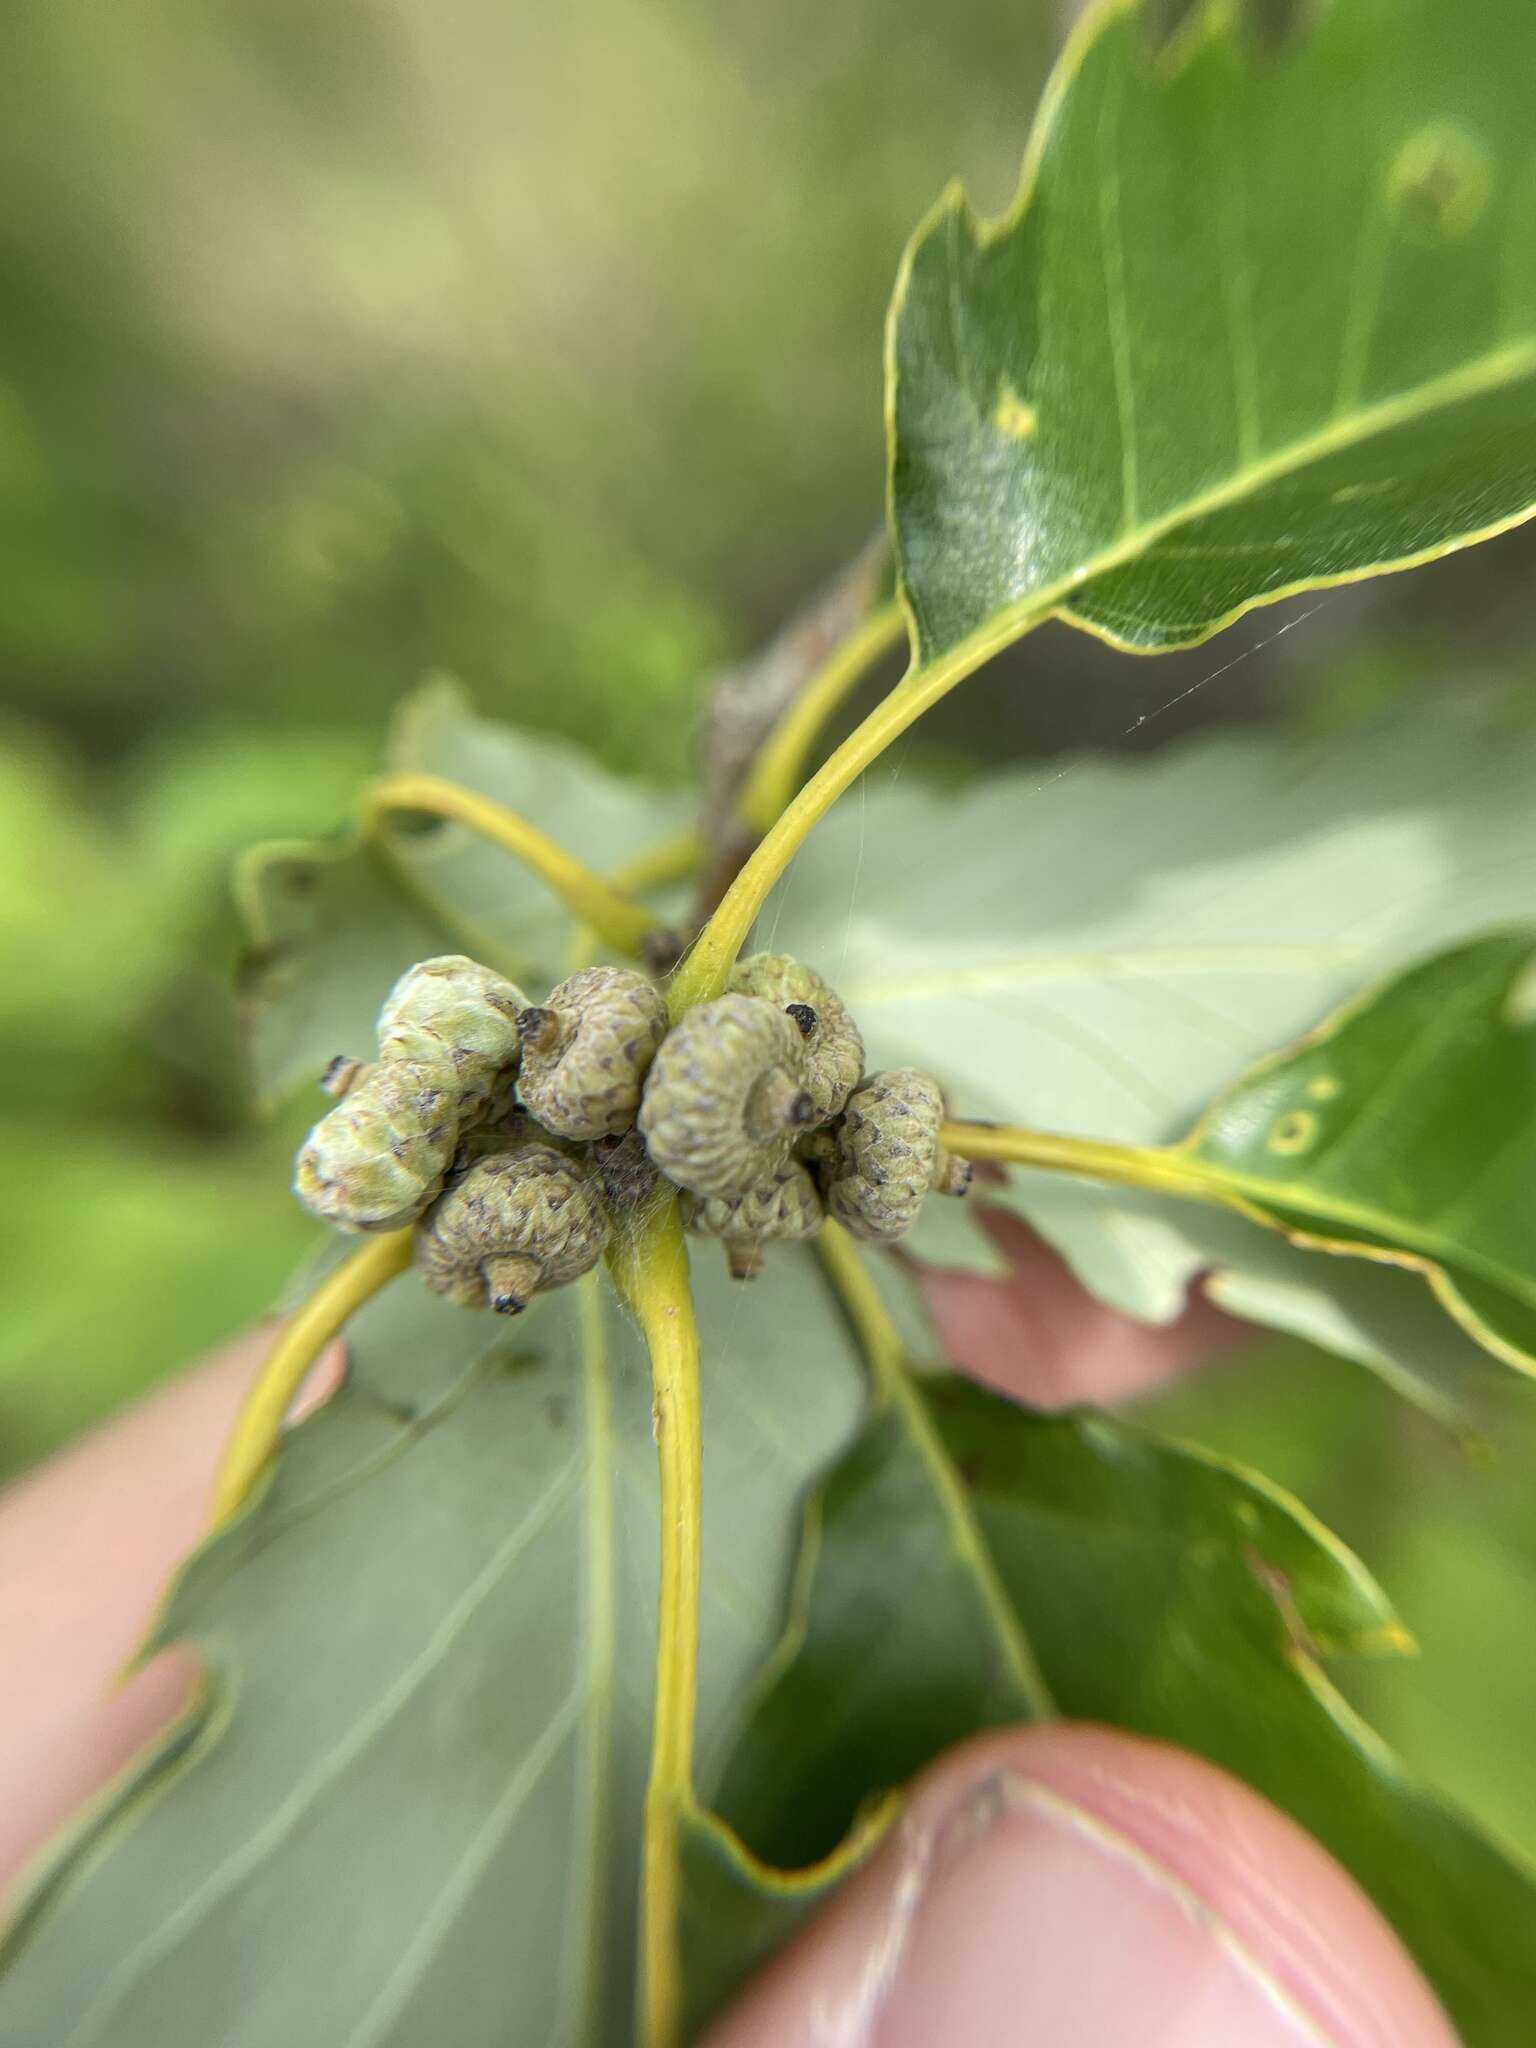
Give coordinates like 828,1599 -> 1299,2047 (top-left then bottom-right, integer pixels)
638,992 -> 817,1200
414,1144 -> 610,1313
515,966 -> 669,1141
728,953 -> 864,1124
376,955 -> 527,1110
681,1157 -> 824,1279
294,1060 -> 459,1232
819,1068 -> 972,1245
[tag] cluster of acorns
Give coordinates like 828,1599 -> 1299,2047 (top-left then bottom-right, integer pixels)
293,952 -> 972,1313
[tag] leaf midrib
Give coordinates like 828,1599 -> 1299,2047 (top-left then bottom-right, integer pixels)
842,941 -> 1370,1006
813,1230 -> 1054,1716
573,1273 -> 618,2045
1180,956 -> 1536,1317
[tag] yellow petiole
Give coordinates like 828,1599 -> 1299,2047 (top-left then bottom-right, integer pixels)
669,601 -> 1049,1019
939,1119 -> 1241,1207
734,600 -> 906,835
565,826 -> 701,974
365,772 -> 668,963
208,1230 -> 412,1529
605,1197 -> 702,2048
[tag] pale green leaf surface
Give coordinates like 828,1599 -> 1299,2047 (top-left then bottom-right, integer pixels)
891,0 -> 1536,662
239,679 -> 690,1106
712,1372 -> 1536,2046
0,1250 -> 867,2048
383,680 -> 692,971
239,838 -> 452,1112
760,710 -> 1536,1409
1010,1175 -> 1515,1431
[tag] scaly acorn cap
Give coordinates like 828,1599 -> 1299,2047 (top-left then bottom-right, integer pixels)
728,953 -> 865,1124
516,965 -> 669,1141
295,1059 -> 459,1232
681,1157 -> 824,1280
638,992 -> 817,1200
414,1143 -> 610,1313
821,1067 -> 972,1245
376,955 -> 527,1110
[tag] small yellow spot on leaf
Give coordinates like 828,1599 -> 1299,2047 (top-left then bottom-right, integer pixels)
1504,956 -> 1536,1026
1267,1109 -> 1318,1156
1387,122 -> 1494,243
1330,479 -> 1395,505
993,384 -> 1039,440
1306,1074 -> 1341,1101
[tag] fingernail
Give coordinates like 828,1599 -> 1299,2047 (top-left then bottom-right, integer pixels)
870,1772 -> 1362,2048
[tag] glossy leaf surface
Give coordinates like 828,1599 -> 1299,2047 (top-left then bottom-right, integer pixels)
890,0 -> 1536,662
1181,930 -> 1536,1368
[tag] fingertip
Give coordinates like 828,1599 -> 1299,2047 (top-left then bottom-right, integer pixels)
708,1724 -> 1459,2048
916,1207 -> 1241,1408
0,1327 -> 346,1890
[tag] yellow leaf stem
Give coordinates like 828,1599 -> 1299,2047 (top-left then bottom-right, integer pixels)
208,1229 -> 413,1528
606,1198 -> 702,2047
734,599 -> 906,835
365,771 -> 669,962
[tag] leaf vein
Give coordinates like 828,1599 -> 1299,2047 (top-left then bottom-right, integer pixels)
1095,65 -> 1139,529
63,1454 -> 585,2048
335,1685 -> 588,2048
1213,111 -> 1262,466
842,943 -> 1369,1007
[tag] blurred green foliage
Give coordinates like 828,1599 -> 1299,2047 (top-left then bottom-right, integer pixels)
1,0 -> 1054,770
0,717 -> 369,1471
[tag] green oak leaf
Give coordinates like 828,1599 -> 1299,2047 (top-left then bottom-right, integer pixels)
698,1344 -> 1054,1836
1177,929 -> 1536,1369
238,677 -> 691,1106
712,1369 -> 1536,2046
1135,1335 -> 1536,1868
765,704 -> 1536,1417
238,837 -> 453,1113
890,0 -> 1536,663
0,1251 -> 866,2047
673,1805 -> 888,2045
997,1178 -> 1517,1435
